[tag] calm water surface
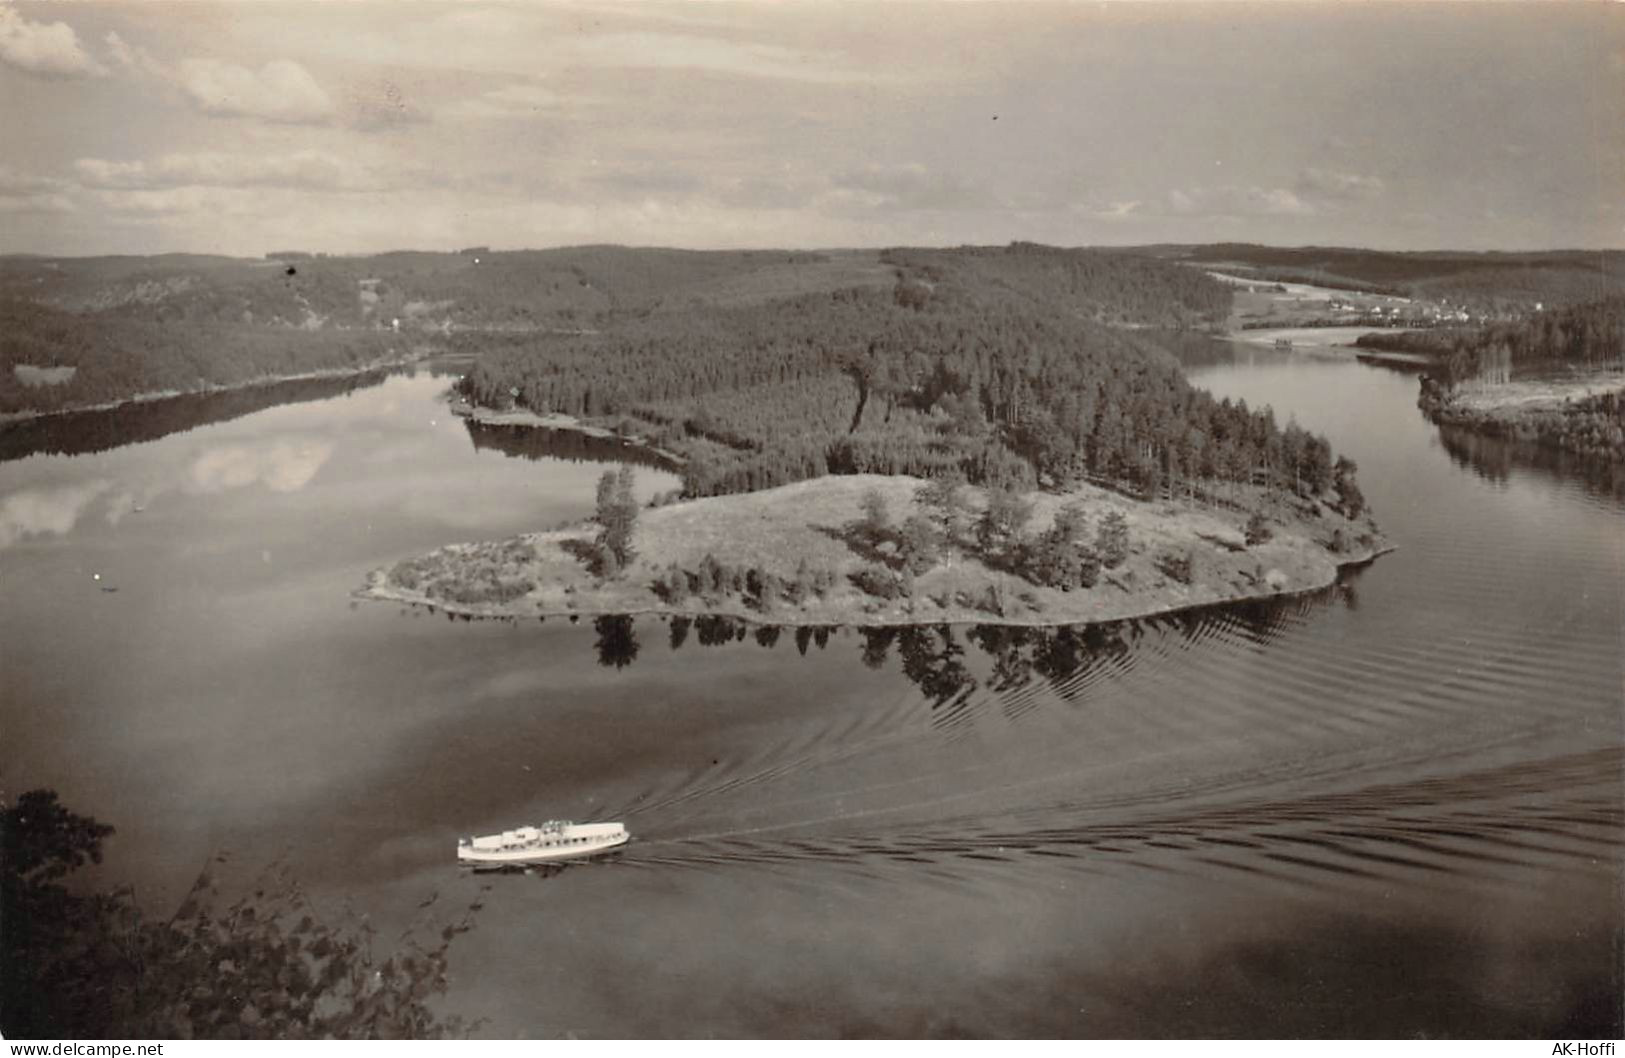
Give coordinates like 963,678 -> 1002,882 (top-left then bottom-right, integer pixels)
2,352 -> 1620,1037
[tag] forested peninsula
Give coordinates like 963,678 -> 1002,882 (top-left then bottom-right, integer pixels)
363,243 -> 1387,628
1357,296 -> 1625,462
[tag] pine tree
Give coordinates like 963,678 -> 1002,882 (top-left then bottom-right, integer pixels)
859,487 -> 892,542
1096,510 -> 1130,569
1244,512 -> 1272,547
789,558 -> 814,605
975,487 -> 1033,567
1333,456 -> 1364,518
593,466 -> 639,573
899,513 -> 942,575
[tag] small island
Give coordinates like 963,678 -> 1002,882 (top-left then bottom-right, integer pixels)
360,470 -> 1384,628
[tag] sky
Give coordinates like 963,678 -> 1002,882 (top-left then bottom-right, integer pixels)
0,1 -> 1620,257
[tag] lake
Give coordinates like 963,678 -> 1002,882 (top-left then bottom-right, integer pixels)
2,348 -> 1620,1038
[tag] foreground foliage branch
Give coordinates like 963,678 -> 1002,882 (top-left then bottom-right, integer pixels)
1,789 -> 481,1040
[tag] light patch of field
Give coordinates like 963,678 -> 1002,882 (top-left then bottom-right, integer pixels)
456,404 -> 616,436
1450,373 -> 1625,414
1230,327 -> 1381,351
13,364 -> 77,387
361,474 -> 1386,628
1208,271 -> 1337,302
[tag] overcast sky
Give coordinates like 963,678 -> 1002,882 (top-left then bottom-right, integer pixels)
1,1 -> 1620,257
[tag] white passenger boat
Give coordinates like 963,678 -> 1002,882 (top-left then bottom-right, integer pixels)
457,821 -> 629,867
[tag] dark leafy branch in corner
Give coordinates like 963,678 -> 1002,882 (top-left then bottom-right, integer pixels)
1,790 -> 481,1040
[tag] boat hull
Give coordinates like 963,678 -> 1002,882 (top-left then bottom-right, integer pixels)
457,825 -> 629,866
457,833 -> 628,866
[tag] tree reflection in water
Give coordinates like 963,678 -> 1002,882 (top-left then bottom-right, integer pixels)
592,615 -> 639,669
577,578 -> 1351,725
464,420 -> 680,473
1436,423 -> 1625,502
0,369 -> 396,463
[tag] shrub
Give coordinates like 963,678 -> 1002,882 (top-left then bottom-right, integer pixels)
1157,547 -> 1196,585
899,513 -> 942,574
787,559 -> 814,604
1245,512 -> 1273,546
1095,511 -> 1130,569
975,487 -> 1033,565
812,567 -> 838,598
656,567 -> 690,603
849,565 -> 902,600
389,558 -> 428,591
859,488 -> 892,542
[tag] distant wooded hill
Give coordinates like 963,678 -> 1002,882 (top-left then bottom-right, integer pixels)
0,242 -> 1222,417
1126,243 -> 1625,311
0,247 -> 890,415
0,242 -> 1369,514
0,247 -> 894,330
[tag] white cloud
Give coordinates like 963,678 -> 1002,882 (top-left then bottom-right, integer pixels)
569,31 -> 877,84
1297,167 -> 1384,202
75,151 -> 385,192
88,186 -> 236,216
345,77 -> 430,131
1094,200 -> 1142,221
173,57 -> 335,124
102,29 -> 164,79
444,82 -> 564,120
0,4 -> 105,78
0,164 -> 65,195
828,163 -> 996,212
0,192 -> 74,214
106,34 -> 413,132
1166,185 -> 1314,218
0,165 -> 74,213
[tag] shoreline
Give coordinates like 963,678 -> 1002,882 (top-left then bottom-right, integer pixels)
1220,325 -> 1380,356
356,474 -> 1388,631
1418,371 -> 1625,464
450,400 -> 687,467
0,351 -> 430,428
356,546 -> 1394,630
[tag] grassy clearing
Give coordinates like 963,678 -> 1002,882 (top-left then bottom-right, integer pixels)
361,474 -> 1386,628
1447,373 -> 1625,415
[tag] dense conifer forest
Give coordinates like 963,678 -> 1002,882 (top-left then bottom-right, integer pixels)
456,244 -> 1356,507
0,298 -> 398,415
